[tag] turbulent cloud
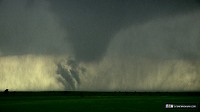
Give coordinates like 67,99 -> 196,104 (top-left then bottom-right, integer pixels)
56,58 -> 85,90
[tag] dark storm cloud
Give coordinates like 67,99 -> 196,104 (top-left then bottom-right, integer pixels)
49,0 -> 200,62
0,0 -> 199,61
1,0 -> 200,91
0,0 -> 72,56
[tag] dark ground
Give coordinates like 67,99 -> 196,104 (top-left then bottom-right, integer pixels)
0,91 -> 199,112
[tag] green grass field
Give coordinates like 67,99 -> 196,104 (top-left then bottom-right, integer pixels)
0,92 -> 199,112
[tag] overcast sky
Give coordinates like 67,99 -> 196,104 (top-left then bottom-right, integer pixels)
0,0 -> 200,91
